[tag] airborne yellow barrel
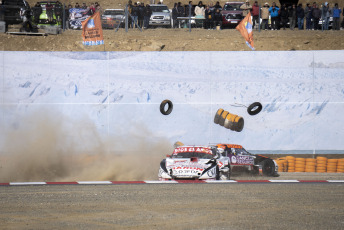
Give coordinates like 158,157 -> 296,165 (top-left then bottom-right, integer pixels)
214,109 -> 244,132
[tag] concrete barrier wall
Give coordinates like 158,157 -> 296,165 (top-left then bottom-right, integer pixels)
0,51 -> 343,152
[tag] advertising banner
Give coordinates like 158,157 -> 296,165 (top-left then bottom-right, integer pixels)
236,12 -> 255,50
81,12 -> 104,46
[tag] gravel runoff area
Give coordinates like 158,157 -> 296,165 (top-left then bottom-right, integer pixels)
1,173 -> 344,230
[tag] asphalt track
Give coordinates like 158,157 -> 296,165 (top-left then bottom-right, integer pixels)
1,173 -> 344,230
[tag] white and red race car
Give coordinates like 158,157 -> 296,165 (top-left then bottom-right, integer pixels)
158,144 -> 279,181
158,146 -> 231,181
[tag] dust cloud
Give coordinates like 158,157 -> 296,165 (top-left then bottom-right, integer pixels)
0,110 -> 173,182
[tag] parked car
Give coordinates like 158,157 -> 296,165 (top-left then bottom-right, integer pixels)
221,1 -> 244,28
1,0 -> 30,25
149,4 -> 171,28
101,9 -> 125,29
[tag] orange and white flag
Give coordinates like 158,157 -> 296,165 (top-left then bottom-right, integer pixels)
82,12 -> 104,46
236,12 -> 255,51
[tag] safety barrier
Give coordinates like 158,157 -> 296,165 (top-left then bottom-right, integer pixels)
275,156 -> 344,173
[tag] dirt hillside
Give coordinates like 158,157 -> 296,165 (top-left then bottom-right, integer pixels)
1,0 -> 344,51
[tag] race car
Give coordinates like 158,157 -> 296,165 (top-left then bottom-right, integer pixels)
158,146 -> 231,181
213,144 -> 279,177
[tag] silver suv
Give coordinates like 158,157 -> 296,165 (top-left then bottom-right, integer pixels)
149,4 -> 171,27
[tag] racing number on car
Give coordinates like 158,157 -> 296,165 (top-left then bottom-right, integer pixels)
207,167 -> 216,177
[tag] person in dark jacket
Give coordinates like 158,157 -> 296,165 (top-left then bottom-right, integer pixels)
177,2 -> 184,27
288,4 -> 297,30
312,3 -> 321,30
32,2 -> 42,24
213,7 -> 222,29
204,4 -> 213,29
143,4 -> 152,29
296,3 -> 305,30
172,3 -> 179,28
305,3 -> 312,29
131,2 -> 139,28
280,5 -> 289,30
138,2 -> 144,28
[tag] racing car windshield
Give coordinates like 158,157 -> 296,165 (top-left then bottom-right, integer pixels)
172,152 -> 213,159
233,148 -> 252,155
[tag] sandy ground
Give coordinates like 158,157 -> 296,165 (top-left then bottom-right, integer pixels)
1,28 -> 344,51
1,174 -> 344,230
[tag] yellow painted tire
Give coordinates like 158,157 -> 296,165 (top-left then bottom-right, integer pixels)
218,111 -> 229,126
214,108 -> 224,124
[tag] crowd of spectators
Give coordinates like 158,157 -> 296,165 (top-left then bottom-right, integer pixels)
2,0 -> 343,31
175,0 -> 343,30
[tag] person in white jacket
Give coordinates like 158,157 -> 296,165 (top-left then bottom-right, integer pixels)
195,1 -> 205,18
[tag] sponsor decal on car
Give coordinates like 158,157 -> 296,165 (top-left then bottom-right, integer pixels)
230,155 -> 254,165
173,147 -> 212,155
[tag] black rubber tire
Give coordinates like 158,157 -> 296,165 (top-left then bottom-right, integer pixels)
247,102 -> 263,116
261,159 -> 276,176
160,100 -> 173,115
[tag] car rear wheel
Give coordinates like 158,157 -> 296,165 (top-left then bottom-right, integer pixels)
260,159 -> 276,176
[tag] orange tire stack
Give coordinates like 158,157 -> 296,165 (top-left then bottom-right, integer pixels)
275,158 -> 287,172
305,158 -> 316,172
295,158 -> 306,172
316,157 -> 327,173
327,159 -> 338,173
286,156 -> 296,172
337,159 -> 344,173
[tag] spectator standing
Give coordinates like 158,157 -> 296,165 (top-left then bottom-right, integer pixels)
280,4 -> 289,30
194,1 -> 205,28
240,0 -> 252,17
260,2 -> 269,30
296,3 -> 305,30
213,1 -> 222,11
194,1 -> 205,18
46,1 -> 54,24
55,1 -> 62,23
131,2 -> 139,28
177,2 -> 184,27
172,3 -> 178,28
32,2 -> 42,24
305,3 -> 312,29
81,3 -> 87,9
332,3 -> 341,30
204,4 -> 213,29
251,1 -> 259,29
312,3 -> 321,30
342,6 -> 344,28
95,2 -> 102,14
213,7 -> 222,29
65,4 -> 72,29
143,4 -> 152,29
321,2 -> 331,30
269,2 -> 280,30
288,4 -> 296,30
86,3 -> 95,16
138,2 -> 144,28
0,1 -> 4,22
75,3 -> 81,8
